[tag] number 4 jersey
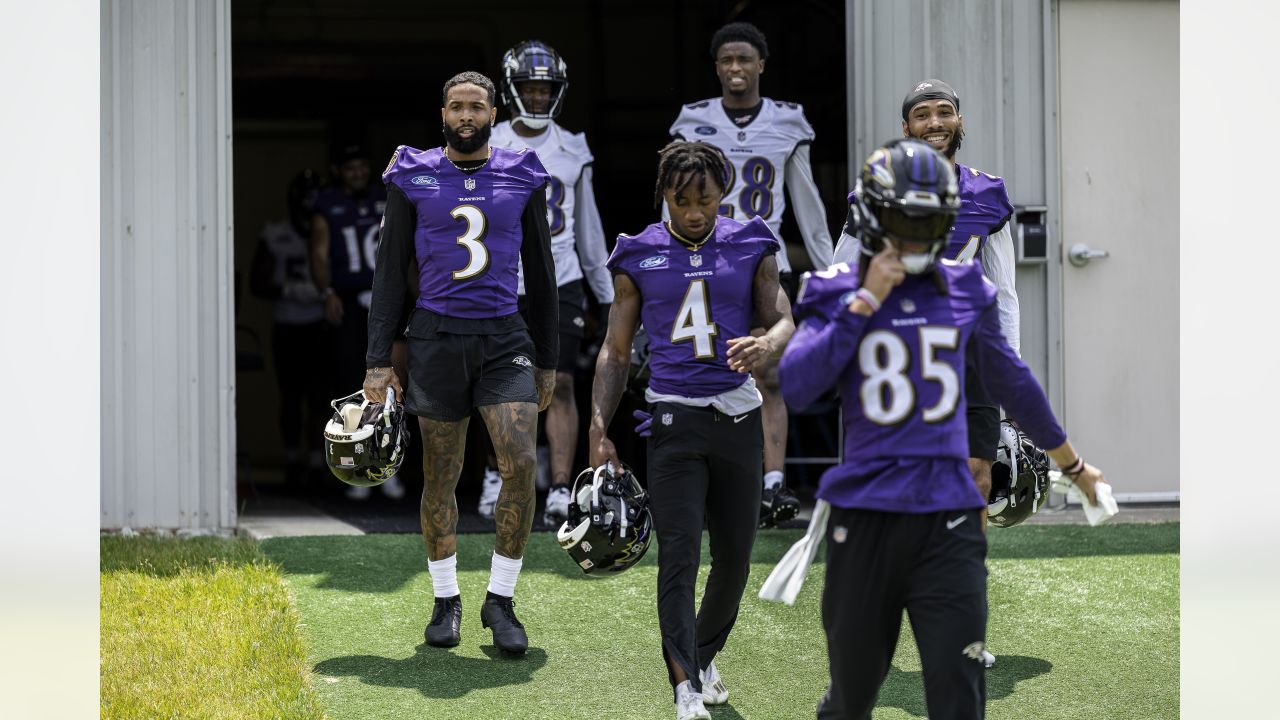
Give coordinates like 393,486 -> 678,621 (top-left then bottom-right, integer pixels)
779,261 -> 1066,513
608,216 -> 778,399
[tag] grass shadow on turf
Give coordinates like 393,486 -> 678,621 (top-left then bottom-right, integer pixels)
314,644 -> 548,699
876,655 -> 1053,717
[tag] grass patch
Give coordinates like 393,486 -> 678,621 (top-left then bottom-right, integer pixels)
101,536 -> 327,720
262,522 -> 1178,720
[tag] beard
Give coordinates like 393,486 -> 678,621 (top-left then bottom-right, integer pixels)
442,120 -> 492,154
945,125 -> 964,159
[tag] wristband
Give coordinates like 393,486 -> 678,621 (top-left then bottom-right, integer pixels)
855,288 -> 882,312
1063,456 -> 1085,476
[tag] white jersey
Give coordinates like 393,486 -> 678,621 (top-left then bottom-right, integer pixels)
258,219 -> 324,325
669,97 -> 833,274
490,120 -> 614,303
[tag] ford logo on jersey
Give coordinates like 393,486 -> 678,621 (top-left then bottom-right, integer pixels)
639,256 -> 668,270
410,174 -> 438,186
694,126 -> 717,136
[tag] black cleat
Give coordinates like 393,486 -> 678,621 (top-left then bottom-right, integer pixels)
480,591 -> 528,654
425,594 -> 462,647
760,484 -> 801,529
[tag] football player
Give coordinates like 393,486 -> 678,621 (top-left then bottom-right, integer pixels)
781,139 -> 1106,720
835,78 -> 1022,667
669,21 -> 833,529
309,141 -> 403,501
362,72 -> 559,655
589,140 -> 795,720
476,40 -> 614,529
249,170 -> 327,490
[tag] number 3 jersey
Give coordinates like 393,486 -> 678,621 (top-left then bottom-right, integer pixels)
669,98 -> 831,275
779,261 -> 1066,513
608,216 -> 779,399
381,145 -> 549,319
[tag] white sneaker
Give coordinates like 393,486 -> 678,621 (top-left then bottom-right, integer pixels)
982,649 -> 996,668
345,484 -> 371,501
543,486 -> 571,527
380,474 -> 405,500
477,467 -> 502,519
699,660 -> 728,704
674,680 -> 711,720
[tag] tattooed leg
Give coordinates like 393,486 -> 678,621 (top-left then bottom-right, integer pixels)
478,401 -> 539,560
419,416 -> 470,561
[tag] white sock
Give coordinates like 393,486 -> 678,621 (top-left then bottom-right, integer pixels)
427,555 -> 460,598
763,471 -> 785,491
486,552 -> 523,597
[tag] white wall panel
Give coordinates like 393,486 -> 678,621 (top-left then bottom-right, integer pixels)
101,0 -> 235,530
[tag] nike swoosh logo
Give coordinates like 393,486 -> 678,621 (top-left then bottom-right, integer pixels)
946,516 -> 966,530
734,414 -> 749,423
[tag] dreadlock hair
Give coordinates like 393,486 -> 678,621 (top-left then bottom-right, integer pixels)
653,140 -> 730,210
442,71 -> 497,107
710,21 -> 769,60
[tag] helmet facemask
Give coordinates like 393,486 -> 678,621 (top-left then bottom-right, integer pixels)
501,41 -> 569,130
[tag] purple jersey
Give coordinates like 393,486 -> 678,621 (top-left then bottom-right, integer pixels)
382,145 -> 549,319
945,163 -> 1014,262
312,184 -> 387,291
779,260 -> 1065,513
609,216 -> 778,398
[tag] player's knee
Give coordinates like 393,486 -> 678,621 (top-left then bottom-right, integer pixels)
552,372 -> 575,403
499,445 -> 538,483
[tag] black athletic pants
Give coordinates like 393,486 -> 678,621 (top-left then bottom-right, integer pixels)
646,401 -> 763,699
817,506 -> 988,720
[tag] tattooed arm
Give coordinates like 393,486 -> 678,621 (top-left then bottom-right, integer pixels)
726,255 -> 796,374
588,273 -> 641,470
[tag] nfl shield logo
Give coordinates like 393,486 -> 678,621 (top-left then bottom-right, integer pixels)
464,177 -> 476,191
737,130 -> 747,141
900,298 -> 916,313
690,254 -> 702,267
661,413 -> 673,426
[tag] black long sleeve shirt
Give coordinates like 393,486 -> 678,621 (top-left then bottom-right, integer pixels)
366,174 -> 559,369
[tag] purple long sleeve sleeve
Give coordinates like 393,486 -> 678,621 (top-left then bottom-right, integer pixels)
779,307 -> 870,410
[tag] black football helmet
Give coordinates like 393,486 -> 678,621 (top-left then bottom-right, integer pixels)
500,40 -> 569,130
556,463 -> 653,576
323,388 -> 409,488
850,138 -> 960,273
987,420 -> 1052,528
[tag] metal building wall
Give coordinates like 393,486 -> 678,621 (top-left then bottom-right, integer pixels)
101,0 -> 236,530
845,0 -> 1062,410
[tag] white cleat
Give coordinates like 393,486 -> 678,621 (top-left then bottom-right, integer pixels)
477,467 -> 502,520
675,680 -> 711,720
543,486 -> 571,527
982,649 -> 996,668
699,660 -> 728,705
380,474 -> 405,500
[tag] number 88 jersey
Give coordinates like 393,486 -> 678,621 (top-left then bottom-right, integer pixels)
669,98 -> 815,273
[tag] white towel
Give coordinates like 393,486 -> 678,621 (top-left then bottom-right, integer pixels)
759,500 -> 831,605
1050,471 -> 1119,526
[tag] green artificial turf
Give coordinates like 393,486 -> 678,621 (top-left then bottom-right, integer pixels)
261,522 -> 1178,720
100,536 -> 327,720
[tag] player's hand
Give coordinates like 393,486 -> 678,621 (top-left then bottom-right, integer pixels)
324,293 -> 345,325
1068,462 -> 1106,507
632,409 -> 653,437
726,334 -> 776,374
535,367 -> 556,412
859,245 -> 907,304
590,435 -> 621,471
363,367 -> 402,405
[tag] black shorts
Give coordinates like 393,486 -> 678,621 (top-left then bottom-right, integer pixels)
965,352 -> 1000,462
403,313 -> 538,422
519,280 -> 586,374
